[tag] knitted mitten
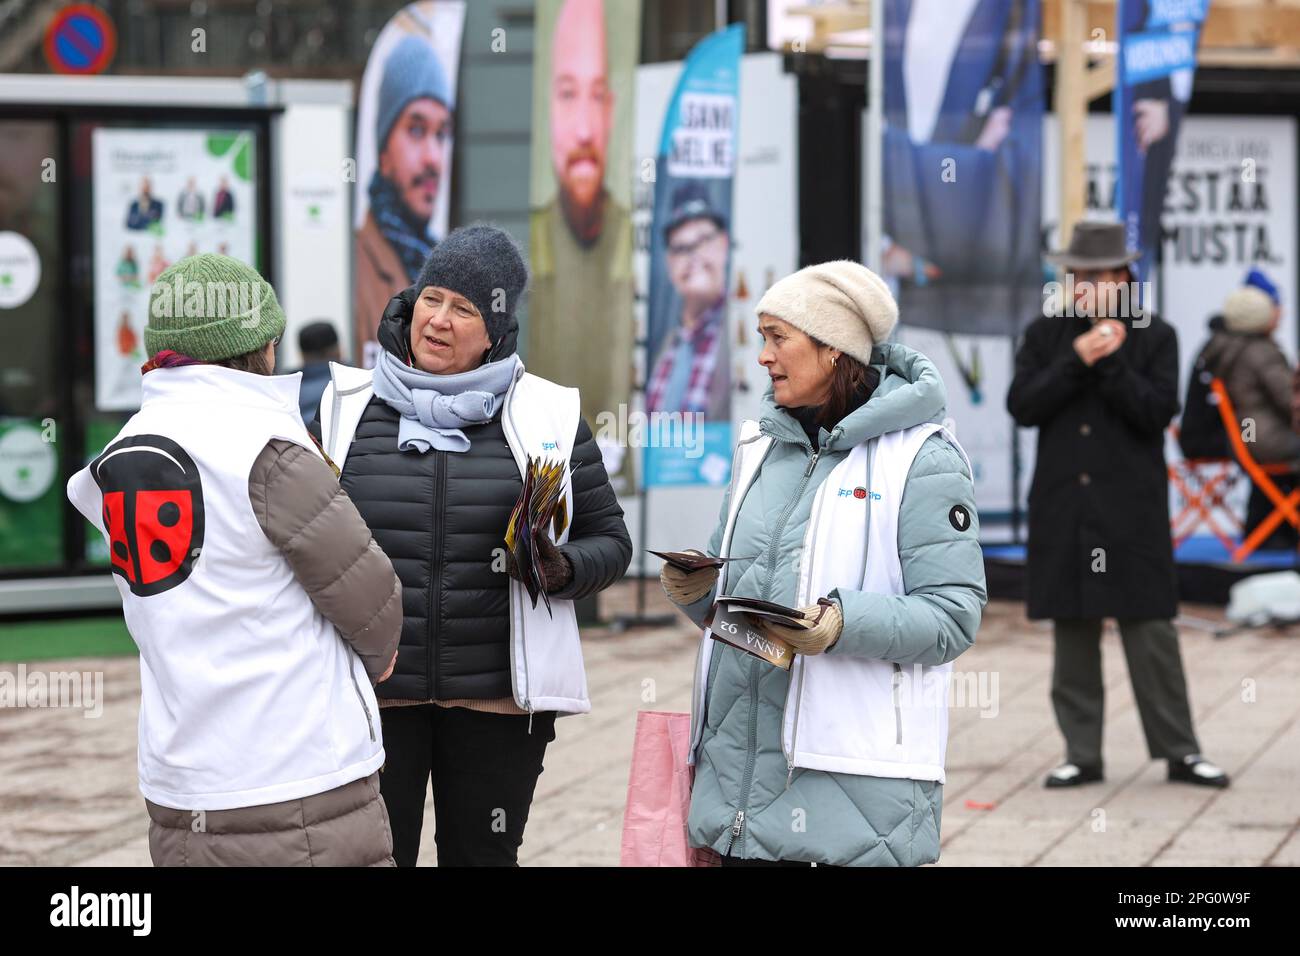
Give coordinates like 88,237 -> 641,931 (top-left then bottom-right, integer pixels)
659,550 -> 719,606
759,600 -> 843,656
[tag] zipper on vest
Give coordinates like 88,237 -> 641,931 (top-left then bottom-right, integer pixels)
892,663 -> 904,745
785,657 -> 808,790
724,809 -> 746,855
503,389 -> 534,714
349,659 -> 376,742
729,658 -> 760,856
803,449 -> 820,477
759,438 -> 817,604
326,379 -> 344,459
756,437 -> 816,784
428,449 -> 447,698
690,436 -> 774,759
783,467 -> 832,787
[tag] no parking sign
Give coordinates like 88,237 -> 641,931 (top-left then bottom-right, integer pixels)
44,4 -> 117,75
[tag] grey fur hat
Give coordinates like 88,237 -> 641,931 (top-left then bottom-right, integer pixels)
414,224 -> 528,347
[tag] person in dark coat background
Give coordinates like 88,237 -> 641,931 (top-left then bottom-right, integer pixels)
292,320 -> 341,425
1007,221 -> 1229,791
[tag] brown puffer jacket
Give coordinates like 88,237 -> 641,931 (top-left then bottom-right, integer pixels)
144,438 -> 403,867
1202,330 -> 1299,464
147,771 -> 394,866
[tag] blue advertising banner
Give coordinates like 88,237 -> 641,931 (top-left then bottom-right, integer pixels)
880,0 -> 1044,338
643,23 -> 744,487
1116,0 -> 1209,281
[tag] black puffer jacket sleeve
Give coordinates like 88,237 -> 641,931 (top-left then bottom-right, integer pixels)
551,418 -> 632,601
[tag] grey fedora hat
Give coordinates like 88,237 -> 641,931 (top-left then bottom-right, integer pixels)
1046,220 -> 1141,271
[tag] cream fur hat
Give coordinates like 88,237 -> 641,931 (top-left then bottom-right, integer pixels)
1223,286 -> 1276,334
754,260 -> 897,366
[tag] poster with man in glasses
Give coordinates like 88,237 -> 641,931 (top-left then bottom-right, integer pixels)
640,24 -> 743,488
644,183 -> 731,423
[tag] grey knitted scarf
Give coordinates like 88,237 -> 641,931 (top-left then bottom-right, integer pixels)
371,350 -> 522,453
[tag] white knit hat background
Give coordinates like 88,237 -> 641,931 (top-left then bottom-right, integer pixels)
753,260 -> 898,366
1223,286 -> 1276,334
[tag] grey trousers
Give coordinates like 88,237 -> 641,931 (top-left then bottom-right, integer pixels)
1051,618 -> 1201,770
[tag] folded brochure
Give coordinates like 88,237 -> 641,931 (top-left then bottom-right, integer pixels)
647,549 -> 754,573
705,597 -> 799,669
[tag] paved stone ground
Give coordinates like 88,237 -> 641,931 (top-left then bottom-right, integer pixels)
1,584 -> 1297,866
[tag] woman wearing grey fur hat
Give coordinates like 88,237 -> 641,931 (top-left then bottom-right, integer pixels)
313,224 -> 632,866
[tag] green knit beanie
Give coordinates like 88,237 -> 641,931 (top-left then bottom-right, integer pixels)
145,254 -> 286,362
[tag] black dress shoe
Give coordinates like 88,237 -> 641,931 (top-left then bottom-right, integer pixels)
1044,762 -> 1104,788
1168,754 -> 1230,788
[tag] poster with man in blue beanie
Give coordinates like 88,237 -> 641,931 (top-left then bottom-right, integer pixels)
354,1 -> 466,367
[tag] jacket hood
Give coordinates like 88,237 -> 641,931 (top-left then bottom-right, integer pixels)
376,284 -> 520,364
759,341 -> 947,450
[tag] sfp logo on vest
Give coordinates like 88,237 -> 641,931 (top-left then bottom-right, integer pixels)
837,486 -> 880,500
541,441 -> 559,451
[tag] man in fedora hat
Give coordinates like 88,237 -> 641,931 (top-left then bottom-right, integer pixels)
1007,220 -> 1230,790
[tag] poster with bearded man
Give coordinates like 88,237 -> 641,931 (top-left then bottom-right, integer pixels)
528,0 -> 641,457
353,1 -> 466,367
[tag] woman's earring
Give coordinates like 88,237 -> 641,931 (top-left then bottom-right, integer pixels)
830,353 -> 838,367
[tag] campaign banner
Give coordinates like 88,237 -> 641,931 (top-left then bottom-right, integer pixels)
527,0 -> 641,486
92,127 -> 258,411
353,0 -> 465,367
1116,0 -> 1209,281
879,0 -> 1043,337
641,24 -> 744,488
633,52 -> 798,548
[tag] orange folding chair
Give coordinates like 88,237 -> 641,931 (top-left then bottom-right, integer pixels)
1210,378 -> 1300,562
1167,427 -> 1242,553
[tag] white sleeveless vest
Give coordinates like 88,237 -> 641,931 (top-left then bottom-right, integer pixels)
318,361 -> 590,715
690,418 -> 969,783
66,365 -> 386,810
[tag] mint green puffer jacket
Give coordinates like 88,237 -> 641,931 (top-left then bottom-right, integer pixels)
674,343 -> 987,866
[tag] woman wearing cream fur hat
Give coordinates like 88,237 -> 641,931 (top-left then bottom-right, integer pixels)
659,259 -> 987,866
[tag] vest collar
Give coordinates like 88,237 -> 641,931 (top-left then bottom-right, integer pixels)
141,364 -> 304,413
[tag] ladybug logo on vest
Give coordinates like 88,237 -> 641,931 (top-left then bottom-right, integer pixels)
92,435 -> 205,597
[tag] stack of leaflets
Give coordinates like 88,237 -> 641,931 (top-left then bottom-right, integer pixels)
505,456 -> 570,613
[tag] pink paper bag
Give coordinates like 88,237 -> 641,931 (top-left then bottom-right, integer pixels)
620,710 -> 720,867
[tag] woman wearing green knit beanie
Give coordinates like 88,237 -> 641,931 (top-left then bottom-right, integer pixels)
67,251 -> 405,866
145,253 -> 286,371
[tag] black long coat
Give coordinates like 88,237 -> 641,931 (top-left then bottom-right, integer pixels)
1007,312 -> 1180,620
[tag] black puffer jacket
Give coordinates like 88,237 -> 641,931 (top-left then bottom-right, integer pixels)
314,289 -> 632,702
